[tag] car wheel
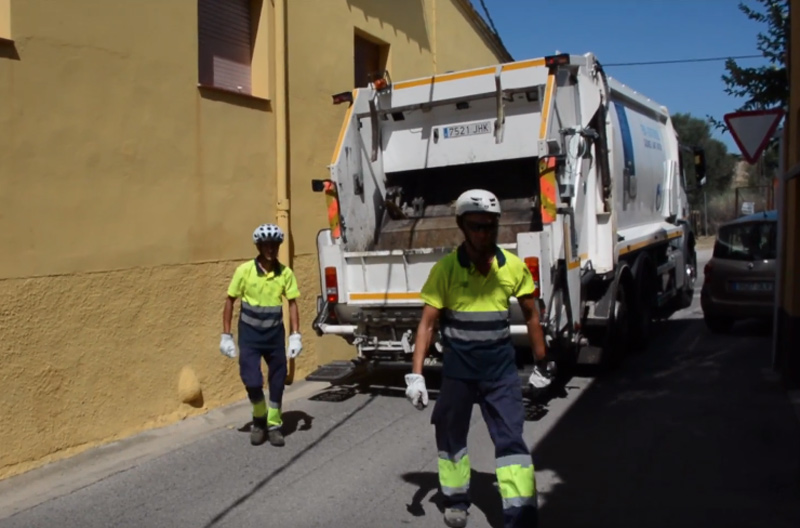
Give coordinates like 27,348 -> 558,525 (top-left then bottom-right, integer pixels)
678,256 -> 696,309
704,314 -> 734,334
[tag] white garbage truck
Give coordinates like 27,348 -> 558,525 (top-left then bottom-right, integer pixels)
307,52 -> 706,383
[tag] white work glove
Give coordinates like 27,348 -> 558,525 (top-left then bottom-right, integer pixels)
287,332 -> 303,359
220,333 -> 237,359
404,373 -> 429,410
529,361 -> 556,389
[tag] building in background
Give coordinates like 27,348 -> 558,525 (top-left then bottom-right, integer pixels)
0,0 -> 510,479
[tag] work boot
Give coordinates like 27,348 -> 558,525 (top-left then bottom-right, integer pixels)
443,508 -> 468,528
250,422 -> 267,446
268,428 -> 285,447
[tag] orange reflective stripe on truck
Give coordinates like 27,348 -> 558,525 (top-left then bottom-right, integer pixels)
324,181 -> 341,239
539,157 -> 557,224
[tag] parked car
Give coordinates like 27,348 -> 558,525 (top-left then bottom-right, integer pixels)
700,210 -> 777,333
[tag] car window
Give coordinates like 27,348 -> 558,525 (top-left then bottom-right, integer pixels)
714,221 -> 777,261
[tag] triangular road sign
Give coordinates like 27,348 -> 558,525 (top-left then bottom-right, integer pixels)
724,108 -> 784,164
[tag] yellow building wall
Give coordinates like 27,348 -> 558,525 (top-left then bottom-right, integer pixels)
0,0 -> 10,41
0,0 -> 508,479
0,0 -> 279,479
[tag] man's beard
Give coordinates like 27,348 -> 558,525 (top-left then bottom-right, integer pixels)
466,236 -> 496,257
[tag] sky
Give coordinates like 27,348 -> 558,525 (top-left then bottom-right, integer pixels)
477,0 -> 775,153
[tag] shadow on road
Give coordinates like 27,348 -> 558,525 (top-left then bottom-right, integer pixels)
204,397 -> 376,528
303,312 -> 798,526
309,369 -> 444,405
236,410 -> 314,439
531,315 -> 800,527
308,363 -> 580,425
281,410 -> 314,435
401,470 -> 504,528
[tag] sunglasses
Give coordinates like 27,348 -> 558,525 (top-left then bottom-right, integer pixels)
465,221 -> 499,233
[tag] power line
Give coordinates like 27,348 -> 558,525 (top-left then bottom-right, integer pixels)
604,54 -> 765,67
477,0 -> 500,36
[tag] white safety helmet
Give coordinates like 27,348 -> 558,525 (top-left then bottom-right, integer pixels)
455,189 -> 501,217
252,223 -> 284,244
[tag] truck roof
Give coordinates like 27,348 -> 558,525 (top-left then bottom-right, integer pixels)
368,53 -> 671,123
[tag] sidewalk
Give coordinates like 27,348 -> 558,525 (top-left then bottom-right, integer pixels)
0,379 -> 330,520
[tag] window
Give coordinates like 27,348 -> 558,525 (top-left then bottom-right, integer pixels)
0,0 -> 11,42
198,0 -> 267,97
714,221 -> 777,261
354,32 -> 388,88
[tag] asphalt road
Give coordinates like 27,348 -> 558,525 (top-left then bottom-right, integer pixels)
1,247 -> 799,528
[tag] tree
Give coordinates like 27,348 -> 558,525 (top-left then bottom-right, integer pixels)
672,113 -> 737,203
710,0 -> 788,131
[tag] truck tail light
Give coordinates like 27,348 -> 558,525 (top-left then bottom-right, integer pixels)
524,257 -> 541,298
373,78 -> 388,91
544,53 -> 570,67
324,267 -> 339,304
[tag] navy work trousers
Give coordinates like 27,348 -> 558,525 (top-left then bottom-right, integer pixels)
238,346 -> 286,407
431,374 -> 538,528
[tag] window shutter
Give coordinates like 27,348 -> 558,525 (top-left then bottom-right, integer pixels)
354,34 -> 381,88
198,0 -> 252,94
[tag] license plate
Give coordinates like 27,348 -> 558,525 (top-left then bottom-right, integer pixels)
730,281 -> 773,292
442,121 -> 492,139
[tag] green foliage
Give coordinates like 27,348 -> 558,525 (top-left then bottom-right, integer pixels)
743,145 -> 781,185
672,113 -> 737,203
709,0 -> 788,133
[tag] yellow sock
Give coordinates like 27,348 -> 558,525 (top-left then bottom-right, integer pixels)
252,400 -> 267,418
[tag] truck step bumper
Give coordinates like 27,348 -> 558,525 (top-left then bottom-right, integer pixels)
306,361 -> 359,383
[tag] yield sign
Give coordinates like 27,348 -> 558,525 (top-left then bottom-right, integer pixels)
724,108 -> 784,164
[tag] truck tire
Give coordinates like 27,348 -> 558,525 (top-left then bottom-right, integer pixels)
602,281 -> 631,369
630,260 -> 655,353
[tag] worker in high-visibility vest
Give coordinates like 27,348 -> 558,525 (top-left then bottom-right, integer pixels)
405,189 -> 554,528
219,224 -> 303,447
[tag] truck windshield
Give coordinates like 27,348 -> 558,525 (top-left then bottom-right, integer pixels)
714,221 -> 777,261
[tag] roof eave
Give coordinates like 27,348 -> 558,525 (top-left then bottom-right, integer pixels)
454,0 -> 513,63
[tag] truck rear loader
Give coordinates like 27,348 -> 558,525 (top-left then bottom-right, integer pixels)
307,52 -> 707,383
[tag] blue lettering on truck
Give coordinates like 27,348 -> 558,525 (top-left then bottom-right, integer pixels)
641,124 -> 663,151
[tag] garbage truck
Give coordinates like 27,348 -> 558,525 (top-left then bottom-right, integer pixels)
307,52 -> 706,383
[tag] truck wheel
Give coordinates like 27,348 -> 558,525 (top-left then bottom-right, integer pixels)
630,274 -> 654,353
602,282 -> 630,368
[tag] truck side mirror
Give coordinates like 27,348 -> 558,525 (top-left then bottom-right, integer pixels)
312,179 -> 331,193
693,147 -> 707,187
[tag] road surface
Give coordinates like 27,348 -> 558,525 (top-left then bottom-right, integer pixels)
1,247 -> 799,528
